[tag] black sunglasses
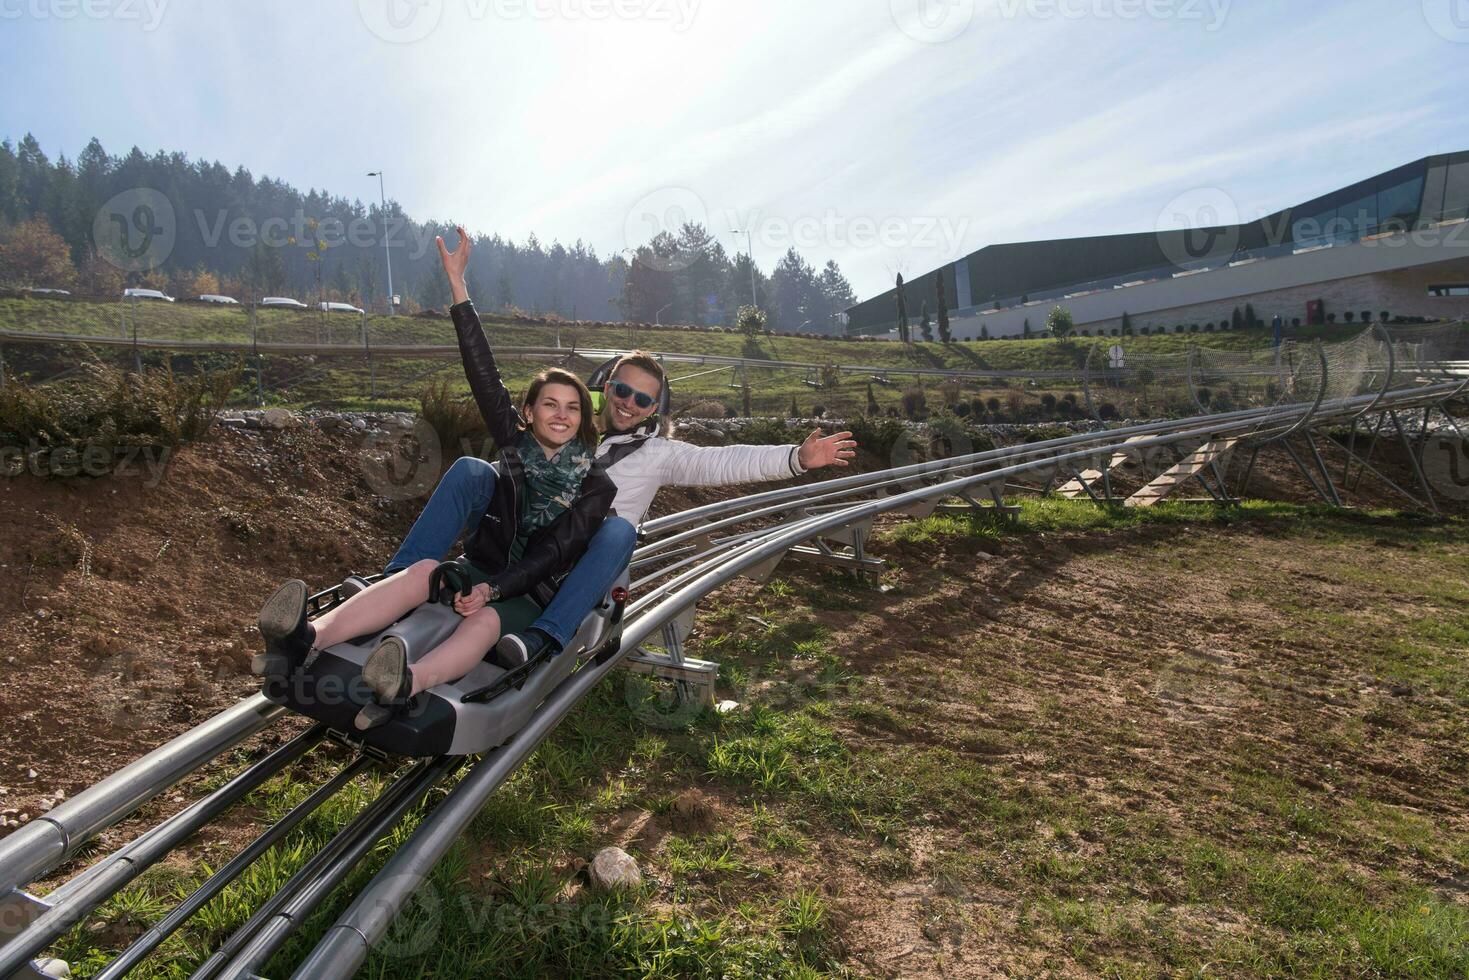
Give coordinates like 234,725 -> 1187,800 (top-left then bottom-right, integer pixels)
609,380 -> 657,410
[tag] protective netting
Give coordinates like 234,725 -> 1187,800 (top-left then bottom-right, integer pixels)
1083,344 -> 1195,422
1088,327 -> 1408,437
1383,321 -> 1469,386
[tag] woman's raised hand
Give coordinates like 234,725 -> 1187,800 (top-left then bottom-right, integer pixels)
436,224 -> 472,305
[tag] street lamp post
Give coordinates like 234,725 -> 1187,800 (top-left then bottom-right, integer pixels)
731,228 -> 757,307
366,171 -> 395,316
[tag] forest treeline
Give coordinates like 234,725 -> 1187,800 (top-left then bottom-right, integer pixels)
0,134 -> 857,331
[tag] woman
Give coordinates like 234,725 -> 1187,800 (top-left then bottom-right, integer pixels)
256,359 -> 615,731
386,228 -> 858,669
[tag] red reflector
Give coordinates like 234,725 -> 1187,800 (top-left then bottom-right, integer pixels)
611,587 -> 629,603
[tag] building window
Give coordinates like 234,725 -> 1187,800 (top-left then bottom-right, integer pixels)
1428,284 -> 1469,297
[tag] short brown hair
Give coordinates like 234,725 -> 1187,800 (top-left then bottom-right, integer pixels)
611,350 -> 665,392
522,368 -> 599,447
600,351 -> 669,434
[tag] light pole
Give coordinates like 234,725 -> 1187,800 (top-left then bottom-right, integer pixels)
730,228 -> 757,307
366,171 -> 395,316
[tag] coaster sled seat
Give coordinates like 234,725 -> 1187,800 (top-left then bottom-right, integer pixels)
264,571 -> 628,757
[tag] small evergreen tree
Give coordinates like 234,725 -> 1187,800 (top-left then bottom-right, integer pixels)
895,273 -> 910,343
936,274 -> 952,342
919,301 -> 933,342
1244,302 -> 1258,328
1231,306 -> 1244,331
790,394 -> 800,418
980,323 -> 990,340
1022,318 -> 1032,339
866,382 -> 880,415
1120,310 -> 1133,336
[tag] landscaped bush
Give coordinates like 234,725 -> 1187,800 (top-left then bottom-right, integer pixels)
0,360 -> 237,470
900,388 -> 927,419
739,417 -> 801,445
421,379 -> 492,461
846,414 -> 906,459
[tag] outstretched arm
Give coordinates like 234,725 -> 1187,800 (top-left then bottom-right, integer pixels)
654,429 -> 857,488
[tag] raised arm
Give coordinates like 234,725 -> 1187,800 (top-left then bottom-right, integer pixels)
439,226 -> 521,448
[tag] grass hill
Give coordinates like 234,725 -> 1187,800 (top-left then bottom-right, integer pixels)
0,295 -> 1373,418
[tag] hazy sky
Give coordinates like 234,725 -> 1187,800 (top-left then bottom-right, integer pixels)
2,0 -> 1466,298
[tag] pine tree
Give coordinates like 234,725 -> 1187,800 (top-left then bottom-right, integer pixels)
866,382 -> 880,415
920,301 -> 933,342
936,274 -> 952,342
1121,311 -> 1133,336
895,273 -> 910,342
790,394 -> 800,419
1231,306 -> 1244,331
1022,318 -> 1032,339
980,323 -> 990,340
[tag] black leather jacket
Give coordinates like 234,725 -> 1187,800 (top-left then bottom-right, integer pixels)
450,300 -> 616,605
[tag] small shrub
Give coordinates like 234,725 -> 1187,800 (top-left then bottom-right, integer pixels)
0,360 -> 237,467
1343,311 -> 1355,323
986,396 -> 1001,415
420,379 -> 492,462
740,417 -> 799,445
900,387 -> 927,419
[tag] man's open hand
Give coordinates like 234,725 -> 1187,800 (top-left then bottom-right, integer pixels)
797,429 -> 858,470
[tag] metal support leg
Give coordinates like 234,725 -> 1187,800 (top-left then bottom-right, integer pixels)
1330,437 -> 1433,510
1281,438 -> 1334,505
1390,410 -> 1440,515
1303,430 -> 1343,507
1236,445 -> 1260,498
1348,412 -> 1388,493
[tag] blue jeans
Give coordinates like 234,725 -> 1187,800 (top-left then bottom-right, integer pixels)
386,455 -> 636,649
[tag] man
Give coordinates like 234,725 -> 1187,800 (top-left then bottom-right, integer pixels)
386,226 -> 858,666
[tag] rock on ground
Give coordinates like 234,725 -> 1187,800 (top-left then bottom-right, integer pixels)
588,846 -> 642,893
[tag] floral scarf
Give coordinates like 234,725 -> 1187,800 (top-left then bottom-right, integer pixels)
515,432 -> 594,538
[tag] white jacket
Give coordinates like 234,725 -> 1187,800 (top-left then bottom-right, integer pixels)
595,430 -> 806,526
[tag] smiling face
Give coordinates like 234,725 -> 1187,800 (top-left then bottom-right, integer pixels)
524,382 -> 585,453
603,364 -> 663,432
